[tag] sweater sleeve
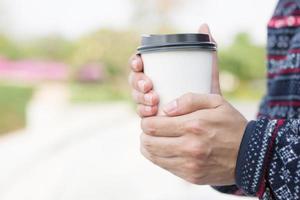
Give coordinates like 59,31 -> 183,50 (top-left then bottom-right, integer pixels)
236,118 -> 300,199
210,121 -> 256,197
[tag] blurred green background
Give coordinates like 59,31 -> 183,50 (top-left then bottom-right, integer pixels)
0,0 -> 267,134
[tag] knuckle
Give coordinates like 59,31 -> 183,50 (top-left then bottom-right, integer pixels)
146,152 -> 157,164
213,94 -> 224,105
140,144 -> 150,158
184,141 -> 206,159
131,90 -> 139,102
187,177 -> 203,185
185,162 -> 200,173
132,74 -> 142,89
129,54 -> 136,63
143,93 -> 151,105
152,93 -> 159,105
190,147 -> 205,159
138,106 -> 157,117
186,173 -> 207,185
141,118 -> 148,130
140,145 -> 156,163
140,134 -> 152,149
140,134 -> 150,147
184,120 -> 204,134
183,92 -> 195,105
149,106 -> 158,116
148,92 -> 159,106
133,74 -> 141,84
139,94 -> 147,104
136,105 -> 144,117
141,119 -> 157,135
138,93 -> 147,104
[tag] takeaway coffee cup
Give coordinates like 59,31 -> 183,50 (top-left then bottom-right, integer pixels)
137,33 -> 217,115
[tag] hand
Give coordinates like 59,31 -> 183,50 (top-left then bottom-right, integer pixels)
128,24 -> 220,117
138,24 -> 247,186
130,24 -> 247,185
140,93 -> 248,185
128,54 -> 160,117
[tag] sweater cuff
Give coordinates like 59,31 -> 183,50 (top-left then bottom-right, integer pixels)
211,185 -> 244,195
235,119 -> 276,195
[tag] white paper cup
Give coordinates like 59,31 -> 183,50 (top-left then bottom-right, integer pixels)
137,34 -> 217,115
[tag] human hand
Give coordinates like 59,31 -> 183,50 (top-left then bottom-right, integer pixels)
128,24 -> 220,117
128,54 -> 159,117
140,93 -> 248,185
138,24 -> 247,186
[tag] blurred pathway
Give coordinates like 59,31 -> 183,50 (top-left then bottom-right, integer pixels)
0,91 -> 258,200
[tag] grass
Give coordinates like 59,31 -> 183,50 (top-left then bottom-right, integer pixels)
0,84 -> 33,134
70,83 -> 131,103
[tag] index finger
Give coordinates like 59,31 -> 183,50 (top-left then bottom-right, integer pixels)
141,115 -> 186,137
130,54 -> 143,72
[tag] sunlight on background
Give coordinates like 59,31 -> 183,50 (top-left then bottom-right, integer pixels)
0,0 -> 276,199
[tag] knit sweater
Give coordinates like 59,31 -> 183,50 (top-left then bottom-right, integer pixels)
214,1 -> 300,199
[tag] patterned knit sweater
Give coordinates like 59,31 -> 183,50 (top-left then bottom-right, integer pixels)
214,1 -> 300,199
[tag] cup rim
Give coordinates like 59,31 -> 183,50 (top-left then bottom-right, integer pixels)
137,33 -> 217,54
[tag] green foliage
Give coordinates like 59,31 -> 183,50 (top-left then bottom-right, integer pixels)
0,34 -> 74,61
20,36 -> 75,61
0,30 -> 267,103
219,33 -> 266,80
223,80 -> 265,101
0,35 -> 22,59
70,29 -> 139,79
218,33 -> 266,100
0,84 -> 33,134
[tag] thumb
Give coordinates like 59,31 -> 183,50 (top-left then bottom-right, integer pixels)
198,23 -> 215,43
163,93 -> 224,117
198,24 -> 221,95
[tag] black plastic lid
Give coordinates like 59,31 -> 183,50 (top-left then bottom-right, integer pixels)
137,33 -> 217,54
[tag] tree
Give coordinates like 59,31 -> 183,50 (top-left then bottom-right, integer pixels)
20,35 -> 75,61
70,29 -> 139,83
219,33 -> 266,81
0,34 -> 22,59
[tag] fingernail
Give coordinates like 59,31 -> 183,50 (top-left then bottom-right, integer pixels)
138,80 -> 146,92
163,100 -> 177,114
132,59 -> 139,70
144,94 -> 153,104
145,106 -> 152,112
